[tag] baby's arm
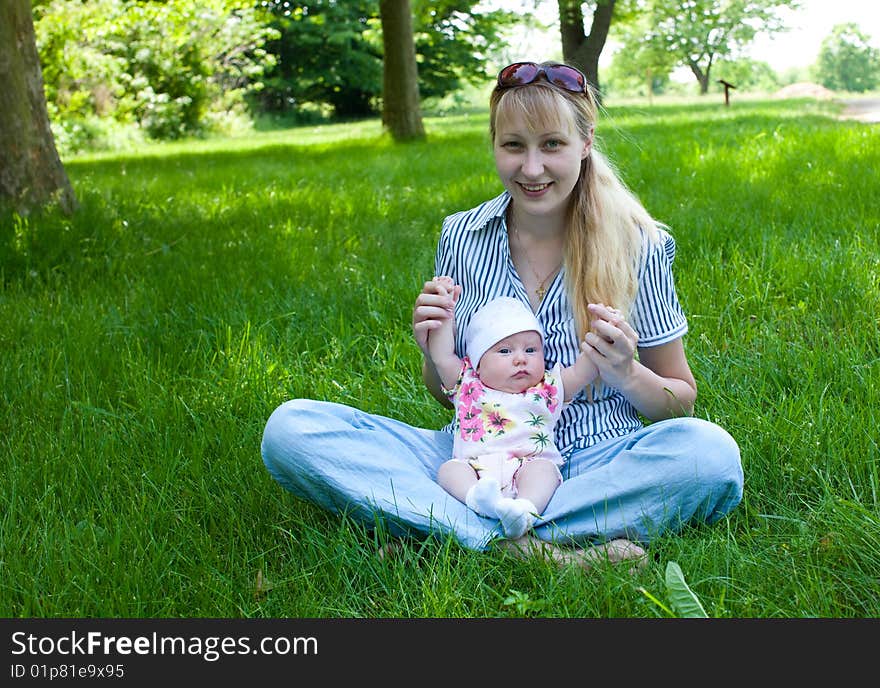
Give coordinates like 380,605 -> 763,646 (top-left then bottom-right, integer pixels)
425,276 -> 463,391
560,341 -> 599,402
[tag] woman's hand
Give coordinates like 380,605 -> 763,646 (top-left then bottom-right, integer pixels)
412,276 -> 460,357
584,302 -> 697,419
583,303 -> 638,390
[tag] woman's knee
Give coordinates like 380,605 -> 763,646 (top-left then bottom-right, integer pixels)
261,398 -> 329,467
674,417 -> 744,514
645,416 -> 743,492
689,418 -> 742,482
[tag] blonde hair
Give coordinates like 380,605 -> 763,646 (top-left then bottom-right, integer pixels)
489,72 -> 660,340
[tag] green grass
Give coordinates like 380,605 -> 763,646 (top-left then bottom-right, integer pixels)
2,97 -> 878,617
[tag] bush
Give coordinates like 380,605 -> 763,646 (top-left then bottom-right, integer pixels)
35,0 -> 278,152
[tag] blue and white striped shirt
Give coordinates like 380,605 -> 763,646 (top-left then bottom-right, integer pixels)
434,191 -> 688,453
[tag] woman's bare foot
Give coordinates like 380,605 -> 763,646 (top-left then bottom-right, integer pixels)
498,534 -> 647,573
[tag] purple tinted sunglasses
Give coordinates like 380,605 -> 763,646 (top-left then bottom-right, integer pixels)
497,62 -> 587,93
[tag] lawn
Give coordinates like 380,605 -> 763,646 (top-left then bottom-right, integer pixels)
1,96 -> 878,617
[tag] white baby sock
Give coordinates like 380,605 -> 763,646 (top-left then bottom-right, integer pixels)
465,478 -> 503,518
496,498 -> 537,539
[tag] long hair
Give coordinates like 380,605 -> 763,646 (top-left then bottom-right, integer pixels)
489,71 -> 660,340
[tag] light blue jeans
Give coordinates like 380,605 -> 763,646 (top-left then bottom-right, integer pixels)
261,399 -> 744,551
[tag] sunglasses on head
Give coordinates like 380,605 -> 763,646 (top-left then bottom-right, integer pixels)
497,62 -> 587,93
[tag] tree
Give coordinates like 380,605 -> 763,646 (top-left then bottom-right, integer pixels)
411,0 -> 519,100
379,0 -> 425,141
606,11 -> 678,100
815,23 -> 880,93
558,0 -> 617,96
712,57 -> 779,93
0,0 -> 76,214
636,0 -> 799,94
260,1 -> 383,118
258,1 -> 515,119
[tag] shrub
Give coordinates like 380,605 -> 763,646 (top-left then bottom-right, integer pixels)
35,0 -> 278,152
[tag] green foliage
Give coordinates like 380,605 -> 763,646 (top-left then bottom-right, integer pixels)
606,12 -> 678,97
34,0 -> 278,151
608,53 -> 781,98
814,23 -> 880,93
632,0 -> 799,92
664,562 -> 709,617
257,0 -> 382,118
256,0 -> 515,118
711,57 -> 780,93
502,588 -> 547,616
34,0 -> 130,121
637,561 -> 709,617
411,0 -> 519,99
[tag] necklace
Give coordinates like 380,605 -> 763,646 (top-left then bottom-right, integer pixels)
511,221 -> 562,301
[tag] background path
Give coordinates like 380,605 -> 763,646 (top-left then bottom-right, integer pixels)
838,97 -> 880,123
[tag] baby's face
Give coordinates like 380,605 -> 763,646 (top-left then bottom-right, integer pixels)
477,330 -> 544,393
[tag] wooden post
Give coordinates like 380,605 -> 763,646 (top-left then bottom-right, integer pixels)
718,79 -> 736,106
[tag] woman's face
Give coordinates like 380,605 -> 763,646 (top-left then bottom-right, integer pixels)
493,102 -> 590,220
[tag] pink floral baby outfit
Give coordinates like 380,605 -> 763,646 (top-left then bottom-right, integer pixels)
444,356 -> 565,497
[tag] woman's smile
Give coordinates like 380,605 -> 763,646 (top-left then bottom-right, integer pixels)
517,181 -> 552,196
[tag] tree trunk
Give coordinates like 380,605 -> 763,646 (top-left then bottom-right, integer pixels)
688,59 -> 710,94
557,0 -> 616,99
379,0 -> 425,142
0,0 -> 76,214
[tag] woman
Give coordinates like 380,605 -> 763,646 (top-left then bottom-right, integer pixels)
261,61 -> 743,569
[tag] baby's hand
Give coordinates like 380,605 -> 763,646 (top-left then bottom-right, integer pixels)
432,275 -> 456,297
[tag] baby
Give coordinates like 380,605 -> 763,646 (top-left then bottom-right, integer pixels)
427,278 -> 598,538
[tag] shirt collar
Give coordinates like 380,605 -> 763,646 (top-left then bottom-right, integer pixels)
462,191 -> 511,231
